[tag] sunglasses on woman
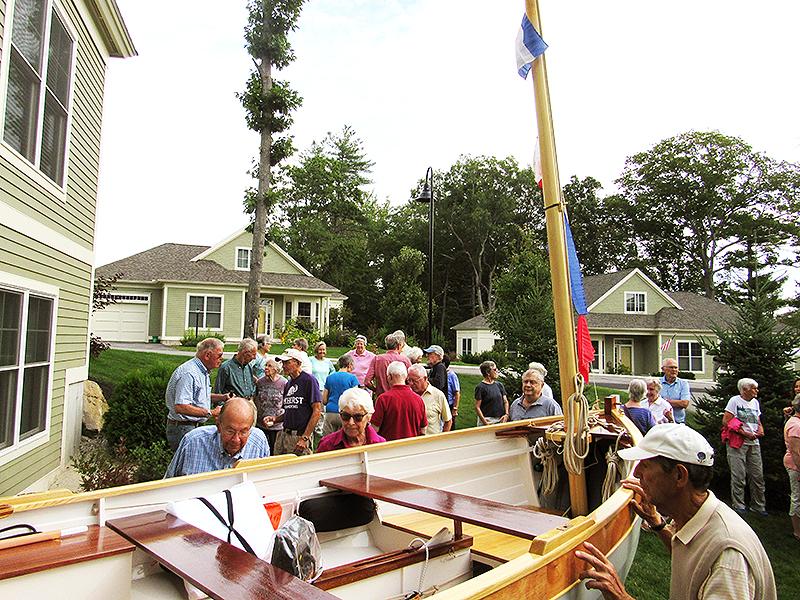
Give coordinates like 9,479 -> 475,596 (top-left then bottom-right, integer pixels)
340,412 -> 367,422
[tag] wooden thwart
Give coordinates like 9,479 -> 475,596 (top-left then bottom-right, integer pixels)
107,511 -> 338,600
319,473 -> 569,540
0,525 -> 133,581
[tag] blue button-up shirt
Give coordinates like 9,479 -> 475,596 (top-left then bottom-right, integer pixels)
660,376 -> 691,423
166,357 -> 212,423
164,426 -> 270,478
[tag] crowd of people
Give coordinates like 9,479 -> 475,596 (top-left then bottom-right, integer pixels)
158,334 -> 791,599
163,331 -> 465,477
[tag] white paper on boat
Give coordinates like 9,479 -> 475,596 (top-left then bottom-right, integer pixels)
166,480 -> 276,559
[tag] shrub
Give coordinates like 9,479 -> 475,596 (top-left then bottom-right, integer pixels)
180,329 -> 225,347
103,363 -> 172,451
279,318 -> 322,346
460,350 -> 508,368
324,327 -> 355,348
132,440 -> 172,482
71,437 -> 136,491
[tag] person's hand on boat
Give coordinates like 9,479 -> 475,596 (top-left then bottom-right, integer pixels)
621,477 -> 660,527
576,541 -> 635,600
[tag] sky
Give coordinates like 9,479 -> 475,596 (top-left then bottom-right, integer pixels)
96,0 -> 800,285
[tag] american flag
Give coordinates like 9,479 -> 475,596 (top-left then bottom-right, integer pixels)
660,335 -> 675,352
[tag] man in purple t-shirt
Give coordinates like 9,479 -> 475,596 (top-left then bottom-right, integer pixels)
265,348 -> 321,456
371,362 -> 427,441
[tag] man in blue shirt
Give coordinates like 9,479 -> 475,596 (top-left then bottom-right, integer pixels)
165,338 -> 230,451
215,338 -> 258,399
165,397 -> 270,477
660,358 -> 690,423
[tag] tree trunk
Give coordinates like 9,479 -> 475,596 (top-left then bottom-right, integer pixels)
244,60 -> 273,340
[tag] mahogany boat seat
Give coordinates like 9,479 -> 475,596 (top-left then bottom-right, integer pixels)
319,474 -> 569,540
0,524 -> 134,581
107,510 -> 338,600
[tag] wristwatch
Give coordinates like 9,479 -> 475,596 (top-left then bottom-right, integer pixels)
205,410 -> 212,419
649,518 -> 667,531
301,435 -> 310,442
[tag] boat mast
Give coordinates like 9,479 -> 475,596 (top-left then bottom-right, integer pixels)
524,0 -> 588,516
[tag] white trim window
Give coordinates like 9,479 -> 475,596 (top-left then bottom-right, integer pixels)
624,291 -> 646,313
677,341 -> 703,373
187,295 -> 222,329
235,247 -> 251,271
0,286 -> 55,452
461,337 -> 472,355
297,301 -> 312,319
3,0 -> 75,186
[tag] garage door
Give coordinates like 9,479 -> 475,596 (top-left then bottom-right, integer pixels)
92,295 -> 149,342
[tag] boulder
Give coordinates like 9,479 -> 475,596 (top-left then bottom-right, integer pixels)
83,380 -> 108,432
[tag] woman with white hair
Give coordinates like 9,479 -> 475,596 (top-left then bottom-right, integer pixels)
644,378 -> 673,424
623,378 -> 656,435
406,346 -> 424,364
317,388 -> 386,452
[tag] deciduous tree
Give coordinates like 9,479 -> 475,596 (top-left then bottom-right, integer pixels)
615,131 -> 800,299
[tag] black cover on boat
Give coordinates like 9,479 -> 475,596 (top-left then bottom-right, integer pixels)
299,493 -> 377,532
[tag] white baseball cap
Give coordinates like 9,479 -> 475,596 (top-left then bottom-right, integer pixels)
276,348 -> 306,364
618,423 -> 714,467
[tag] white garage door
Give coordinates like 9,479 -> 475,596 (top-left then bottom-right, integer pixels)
92,295 -> 149,342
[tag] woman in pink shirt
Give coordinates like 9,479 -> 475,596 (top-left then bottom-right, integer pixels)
345,335 -> 376,387
784,393 -> 800,540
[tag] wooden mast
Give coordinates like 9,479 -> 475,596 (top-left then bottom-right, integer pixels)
524,0 -> 588,516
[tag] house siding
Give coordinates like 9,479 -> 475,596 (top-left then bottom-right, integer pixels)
593,272 -> 674,315
163,284 -> 245,342
0,0 -> 129,495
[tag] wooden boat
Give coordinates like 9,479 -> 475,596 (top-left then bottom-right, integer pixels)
0,1 -> 645,598
0,412 -> 641,600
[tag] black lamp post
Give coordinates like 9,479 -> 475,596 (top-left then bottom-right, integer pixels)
414,167 -> 434,347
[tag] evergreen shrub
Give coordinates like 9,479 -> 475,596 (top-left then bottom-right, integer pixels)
180,329 -> 225,347
103,363 -> 171,451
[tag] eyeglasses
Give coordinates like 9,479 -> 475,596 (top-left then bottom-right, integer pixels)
407,377 -> 424,384
341,412 -> 367,422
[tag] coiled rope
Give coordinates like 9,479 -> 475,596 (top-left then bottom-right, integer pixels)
532,435 -> 560,496
563,373 -> 590,475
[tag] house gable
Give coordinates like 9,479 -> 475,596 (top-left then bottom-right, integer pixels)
588,269 -> 682,315
191,229 -> 308,276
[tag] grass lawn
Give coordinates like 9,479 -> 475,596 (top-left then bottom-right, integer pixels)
89,348 -> 793,598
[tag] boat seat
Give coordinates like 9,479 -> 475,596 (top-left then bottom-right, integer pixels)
319,473 -> 569,540
382,511 -> 536,564
0,525 -> 135,599
107,510 -> 338,600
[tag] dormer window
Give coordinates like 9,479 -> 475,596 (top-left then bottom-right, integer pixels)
236,247 -> 251,270
624,292 -> 646,313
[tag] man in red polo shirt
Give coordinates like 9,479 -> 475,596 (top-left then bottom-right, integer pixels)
371,361 -> 427,441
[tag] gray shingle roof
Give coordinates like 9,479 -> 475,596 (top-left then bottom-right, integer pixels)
450,314 -> 492,331
583,270 -> 737,332
96,243 -> 339,292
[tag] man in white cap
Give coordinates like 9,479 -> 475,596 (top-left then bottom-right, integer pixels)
576,423 -> 776,600
264,348 -> 321,456
424,344 -> 449,399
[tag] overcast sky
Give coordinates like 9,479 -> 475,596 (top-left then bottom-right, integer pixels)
96,0 -> 800,289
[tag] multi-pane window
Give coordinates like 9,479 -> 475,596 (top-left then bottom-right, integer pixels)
624,292 -> 646,313
462,338 -> 472,355
236,248 -> 251,270
188,295 -> 222,329
0,288 -> 54,451
297,302 -> 311,319
4,0 -> 75,186
678,341 -> 703,372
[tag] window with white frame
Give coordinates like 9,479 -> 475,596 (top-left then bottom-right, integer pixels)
285,301 -> 292,321
3,0 -> 75,186
235,248 -> 251,270
0,288 -> 54,450
591,340 -> 601,371
297,302 -> 312,319
677,341 -> 703,372
462,338 -> 472,355
187,295 -> 222,329
624,292 -> 646,313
